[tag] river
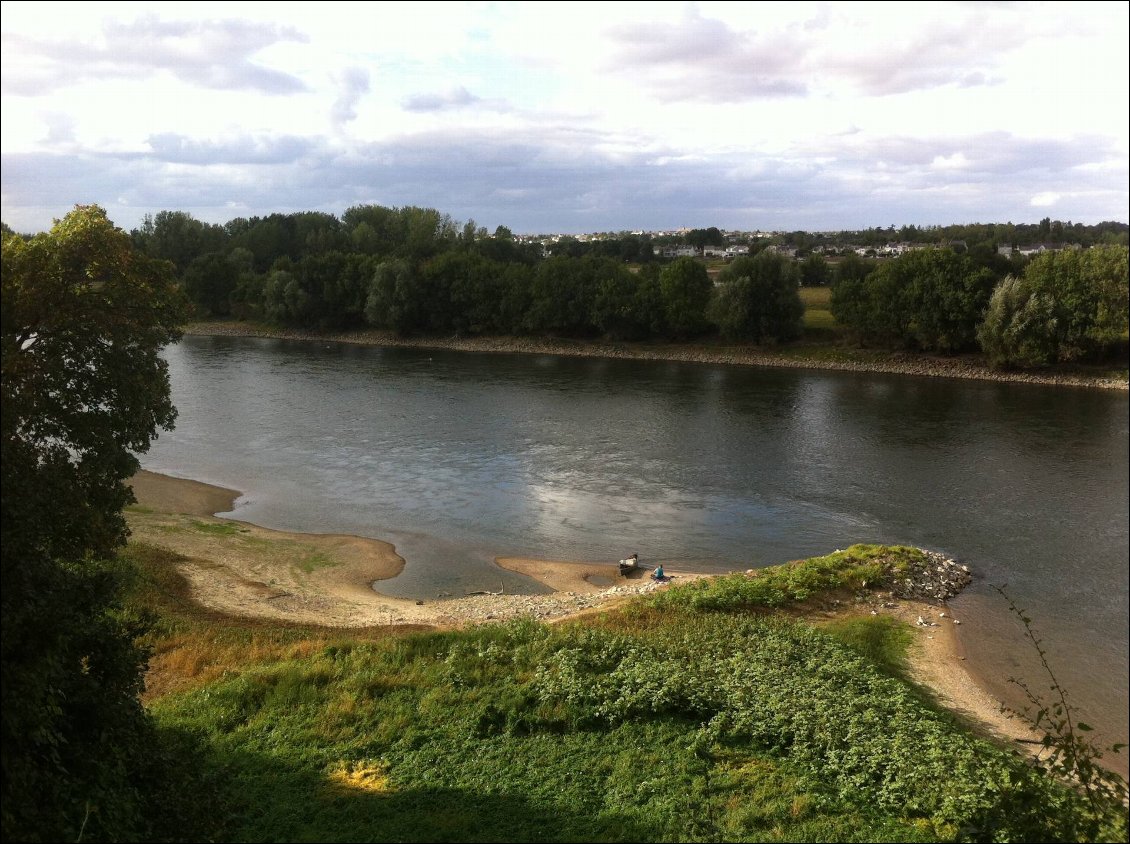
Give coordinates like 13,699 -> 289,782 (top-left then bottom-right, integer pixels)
141,335 -> 1129,771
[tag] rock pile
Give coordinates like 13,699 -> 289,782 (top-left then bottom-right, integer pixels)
887,550 -> 972,603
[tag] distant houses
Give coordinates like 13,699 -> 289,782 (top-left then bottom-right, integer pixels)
516,229 -> 1093,264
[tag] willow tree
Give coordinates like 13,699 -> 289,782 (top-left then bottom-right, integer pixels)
1,206 -> 186,840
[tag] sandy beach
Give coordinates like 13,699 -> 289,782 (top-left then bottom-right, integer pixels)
127,469 -> 1044,755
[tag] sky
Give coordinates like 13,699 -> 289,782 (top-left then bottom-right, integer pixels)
2,1 -> 1128,235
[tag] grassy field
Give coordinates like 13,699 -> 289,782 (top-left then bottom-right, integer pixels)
127,543 -> 1127,842
799,285 -> 838,337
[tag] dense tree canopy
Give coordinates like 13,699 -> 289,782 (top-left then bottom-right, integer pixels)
831,247 -> 995,353
659,257 -> 713,338
1,206 -> 187,840
710,252 -> 804,344
978,245 -> 1129,367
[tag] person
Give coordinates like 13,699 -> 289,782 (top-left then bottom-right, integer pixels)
652,563 -> 665,580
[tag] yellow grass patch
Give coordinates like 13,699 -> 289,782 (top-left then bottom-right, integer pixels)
326,761 -> 392,794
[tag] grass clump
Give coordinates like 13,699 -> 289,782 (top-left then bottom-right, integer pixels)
646,543 -> 917,612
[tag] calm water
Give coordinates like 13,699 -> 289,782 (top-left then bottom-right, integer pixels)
142,336 -> 1129,767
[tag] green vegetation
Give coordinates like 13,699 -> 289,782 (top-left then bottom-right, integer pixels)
978,246 -> 1130,368
7,204 -> 1118,373
831,245 -> 1128,367
830,248 -> 997,353
710,252 -> 804,343
112,542 -> 1127,842
1,206 -> 187,841
645,544 -> 909,612
296,550 -> 338,573
189,519 -> 243,536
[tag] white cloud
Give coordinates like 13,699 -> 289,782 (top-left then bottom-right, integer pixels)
1,16 -> 309,95
330,67 -> 370,128
1030,192 -> 1061,208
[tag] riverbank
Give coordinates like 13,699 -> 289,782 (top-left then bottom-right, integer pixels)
186,319 -> 1129,391
127,469 -> 1043,756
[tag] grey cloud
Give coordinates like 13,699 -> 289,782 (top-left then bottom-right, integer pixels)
2,17 -> 308,95
402,86 -> 482,112
2,126 -> 1125,234
331,67 -> 370,127
146,133 -> 316,165
604,8 -> 1033,101
817,15 -> 1026,96
810,132 -> 1122,176
605,10 -> 807,101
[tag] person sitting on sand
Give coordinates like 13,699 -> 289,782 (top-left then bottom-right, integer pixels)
651,564 -> 665,580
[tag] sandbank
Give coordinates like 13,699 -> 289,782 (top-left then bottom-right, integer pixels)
127,469 -> 1045,761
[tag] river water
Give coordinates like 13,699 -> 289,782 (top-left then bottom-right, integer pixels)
141,335 -> 1129,769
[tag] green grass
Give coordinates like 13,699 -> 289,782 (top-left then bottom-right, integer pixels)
128,542 -> 1127,843
296,550 -> 338,573
189,519 -> 243,536
645,544 -> 916,612
822,615 -> 914,679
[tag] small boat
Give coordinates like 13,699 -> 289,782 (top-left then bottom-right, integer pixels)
618,555 -> 638,577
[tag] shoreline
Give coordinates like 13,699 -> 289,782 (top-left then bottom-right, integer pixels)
127,469 -> 1045,760
185,320 -> 1129,391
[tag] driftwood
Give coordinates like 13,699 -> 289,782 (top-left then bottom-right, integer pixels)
465,582 -> 506,597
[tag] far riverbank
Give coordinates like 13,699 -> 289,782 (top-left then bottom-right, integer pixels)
186,320 -> 1129,391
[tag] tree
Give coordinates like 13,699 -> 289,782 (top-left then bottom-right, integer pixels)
799,253 -> 831,287
132,210 -> 226,273
1,206 -> 186,840
527,256 -> 599,336
659,257 -> 713,338
709,252 -> 804,343
831,248 -> 994,353
590,260 -> 647,340
183,251 -> 239,316
978,246 -> 1129,367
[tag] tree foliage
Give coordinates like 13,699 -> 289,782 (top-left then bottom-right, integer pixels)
659,257 -> 713,339
709,252 -> 804,343
1,206 -> 186,840
978,245 -> 1129,367
831,247 -> 995,352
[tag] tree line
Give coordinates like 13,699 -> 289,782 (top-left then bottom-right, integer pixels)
6,205 -> 1128,366
830,246 -> 1128,366
125,206 -> 810,344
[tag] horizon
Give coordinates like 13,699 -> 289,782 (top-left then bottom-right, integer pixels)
5,206 -> 1127,240
2,1 -> 1128,234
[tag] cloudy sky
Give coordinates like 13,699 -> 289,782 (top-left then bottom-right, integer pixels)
2,1 -> 1127,234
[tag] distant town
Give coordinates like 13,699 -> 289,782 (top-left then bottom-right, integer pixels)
511,220 -> 1128,262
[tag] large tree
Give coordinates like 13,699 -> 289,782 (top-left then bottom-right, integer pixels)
831,247 -> 994,352
659,257 -> 713,338
1,206 -> 186,840
978,245 -> 1129,367
710,252 -> 804,343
